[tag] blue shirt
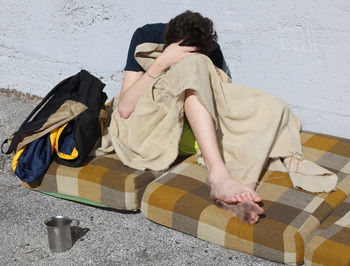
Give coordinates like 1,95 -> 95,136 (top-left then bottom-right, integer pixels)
124,23 -> 230,77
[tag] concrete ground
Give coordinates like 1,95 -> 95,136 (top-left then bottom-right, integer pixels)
0,90 -> 284,266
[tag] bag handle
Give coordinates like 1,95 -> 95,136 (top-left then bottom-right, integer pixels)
1,74 -> 75,155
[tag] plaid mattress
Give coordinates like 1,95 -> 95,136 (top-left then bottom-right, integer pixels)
22,153 -> 163,210
141,131 -> 350,264
304,196 -> 350,266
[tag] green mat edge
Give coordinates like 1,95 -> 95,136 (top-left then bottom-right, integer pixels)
38,191 -> 108,208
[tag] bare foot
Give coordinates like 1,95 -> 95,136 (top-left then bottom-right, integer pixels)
209,166 -> 261,204
216,200 -> 264,224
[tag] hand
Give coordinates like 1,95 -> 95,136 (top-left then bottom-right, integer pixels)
156,40 -> 197,70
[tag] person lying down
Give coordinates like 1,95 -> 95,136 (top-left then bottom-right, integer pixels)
97,11 -> 338,224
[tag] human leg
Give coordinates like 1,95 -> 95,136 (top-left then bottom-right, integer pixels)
184,90 -> 262,204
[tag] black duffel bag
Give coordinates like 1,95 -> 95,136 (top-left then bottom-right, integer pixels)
2,70 -> 108,182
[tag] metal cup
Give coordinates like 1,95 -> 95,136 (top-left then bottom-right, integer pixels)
44,216 -> 79,252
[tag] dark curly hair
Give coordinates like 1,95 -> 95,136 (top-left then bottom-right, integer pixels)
164,11 -> 218,56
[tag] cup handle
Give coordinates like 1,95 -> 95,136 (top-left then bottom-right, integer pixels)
71,219 -> 80,238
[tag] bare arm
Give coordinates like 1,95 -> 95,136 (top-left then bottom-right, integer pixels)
118,41 -> 197,119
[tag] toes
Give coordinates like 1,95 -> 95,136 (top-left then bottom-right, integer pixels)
242,188 -> 261,203
250,216 -> 259,224
246,192 -> 255,201
233,195 -> 243,202
232,193 -> 253,203
251,192 -> 262,202
251,203 -> 264,214
228,196 -> 239,203
240,192 -> 250,202
248,211 -> 260,224
214,199 -> 263,225
249,217 -> 257,224
249,213 -> 257,223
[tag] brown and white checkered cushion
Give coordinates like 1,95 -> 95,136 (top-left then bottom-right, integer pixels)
141,131 -> 350,264
22,153 -> 163,210
304,196 -> 350,266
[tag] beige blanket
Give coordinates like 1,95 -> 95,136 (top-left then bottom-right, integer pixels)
98,42 -> 338,193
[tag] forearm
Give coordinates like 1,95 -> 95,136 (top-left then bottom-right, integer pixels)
118,41 -> 197,119
118,57 -> 167,119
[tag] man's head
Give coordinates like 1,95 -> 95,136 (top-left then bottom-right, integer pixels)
164,11 -> 218,55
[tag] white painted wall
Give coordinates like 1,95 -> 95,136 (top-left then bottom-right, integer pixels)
1,0 -> 350,138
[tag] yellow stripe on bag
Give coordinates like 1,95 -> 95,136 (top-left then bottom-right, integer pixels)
55,123 -> 79,160
12,146 -> 26,172
50,127 -> 59,154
